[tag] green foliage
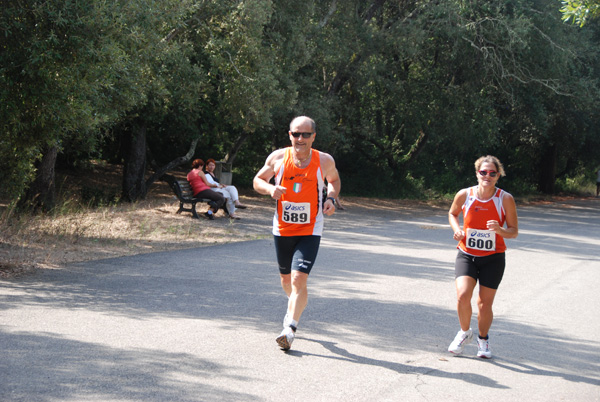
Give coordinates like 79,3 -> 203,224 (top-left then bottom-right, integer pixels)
0,0 -> 195,199
561,0 -> 600,26
2,0 -> 600,203
554,173 -> 594,194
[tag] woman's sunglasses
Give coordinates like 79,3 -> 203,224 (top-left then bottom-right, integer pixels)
290,132 -> 314,138
478,170 -> 498,177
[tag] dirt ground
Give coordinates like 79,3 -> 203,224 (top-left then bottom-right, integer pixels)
0,163 -> 449,279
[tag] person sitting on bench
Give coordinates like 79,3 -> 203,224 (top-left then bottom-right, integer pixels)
205,158 -> 247,219
187,159 -> 225,220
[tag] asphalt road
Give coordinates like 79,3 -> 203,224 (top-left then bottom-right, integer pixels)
1,198 -> 599,401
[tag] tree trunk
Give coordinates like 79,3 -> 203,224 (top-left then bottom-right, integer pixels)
122,121 -> 148,202
223,131 -> 251,165
538,143 -> 557,194
18,144 -> 58,212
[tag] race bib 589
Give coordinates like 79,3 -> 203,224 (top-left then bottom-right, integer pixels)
281,201 -> 311,224
466,228 -> 496,251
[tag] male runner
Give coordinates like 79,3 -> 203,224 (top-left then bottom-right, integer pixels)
253,116 -> 341,350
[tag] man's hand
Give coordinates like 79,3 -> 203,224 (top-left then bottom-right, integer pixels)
323,198 -> 335,216
270,185 -> 287,200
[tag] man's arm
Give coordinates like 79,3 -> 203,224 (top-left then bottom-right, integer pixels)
253,149 -> 287,199
320,152 -> 341,216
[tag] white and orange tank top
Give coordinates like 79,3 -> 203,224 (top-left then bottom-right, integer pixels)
272,147 -> 325,236
458,186 -> 507,256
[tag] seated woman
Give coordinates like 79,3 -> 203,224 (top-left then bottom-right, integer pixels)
187,159 -> 225,220
204,158 -> 247,219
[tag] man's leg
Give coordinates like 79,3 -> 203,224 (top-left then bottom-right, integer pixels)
275,236 -> 319,350
288,271 -> 308,322
280,273 -> 291,297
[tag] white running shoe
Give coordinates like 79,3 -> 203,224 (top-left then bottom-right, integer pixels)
477,337 -> 492,359
448,329 -> 473,355
283,313 -> 291,328
276,326 -> 295,350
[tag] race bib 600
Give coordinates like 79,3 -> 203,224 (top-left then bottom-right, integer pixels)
466,228 -> 496,251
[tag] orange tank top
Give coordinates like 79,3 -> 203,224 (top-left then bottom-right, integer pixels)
458,186 -> 507,256
272,148 -> 325,236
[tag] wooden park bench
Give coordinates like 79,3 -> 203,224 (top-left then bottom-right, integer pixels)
162,174 -> 214,219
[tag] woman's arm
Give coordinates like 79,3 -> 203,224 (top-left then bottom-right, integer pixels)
448,189 -> 467,241
204,172 -> 219,188
488,193 -> 518,239
198,170 -> 212,187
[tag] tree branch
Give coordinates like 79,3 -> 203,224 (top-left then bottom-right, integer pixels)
145,136 -> 200,189
223,131 -> 251,165
319,0 -> 338,28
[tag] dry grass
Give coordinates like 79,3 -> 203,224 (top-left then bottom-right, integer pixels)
4,162 -> 577,279
0,161 -> 451,279
0,194 -> 453,279
0,163 -> 280,278
0,193 -> 278,278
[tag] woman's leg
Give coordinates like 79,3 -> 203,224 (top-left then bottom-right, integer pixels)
455,275 -> 477,331
477,285 -> 497,338
224,193 -> 236,215
225,185 -> 247,208
224,185 -> 239,202
195,189 -> 225,212
213,188 -> 235,215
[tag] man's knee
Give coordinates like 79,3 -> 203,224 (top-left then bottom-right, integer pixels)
291,272 -> 308,289
280,272 -> 291,284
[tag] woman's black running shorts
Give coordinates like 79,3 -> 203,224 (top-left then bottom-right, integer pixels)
455,251 -> 506,289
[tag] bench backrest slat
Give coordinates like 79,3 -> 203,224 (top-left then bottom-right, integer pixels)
168,180 -> 184,199
177,180 -> 195,199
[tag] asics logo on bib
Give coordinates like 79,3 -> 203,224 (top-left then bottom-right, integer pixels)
285,204 -> 307,212
470,231 -> 492,238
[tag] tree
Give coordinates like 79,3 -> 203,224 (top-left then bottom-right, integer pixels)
561,0 -> 600,26
3,0 -> 599,204
1,0 -> 182,209
118,0 -> 293,201
285,0 -> 600,195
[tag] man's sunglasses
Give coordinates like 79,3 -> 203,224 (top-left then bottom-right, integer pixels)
290,132 -> 314,138
478,170 -> 498,177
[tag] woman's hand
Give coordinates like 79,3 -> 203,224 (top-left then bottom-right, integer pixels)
453,230 -> 465,241
486,220 -> 501,232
